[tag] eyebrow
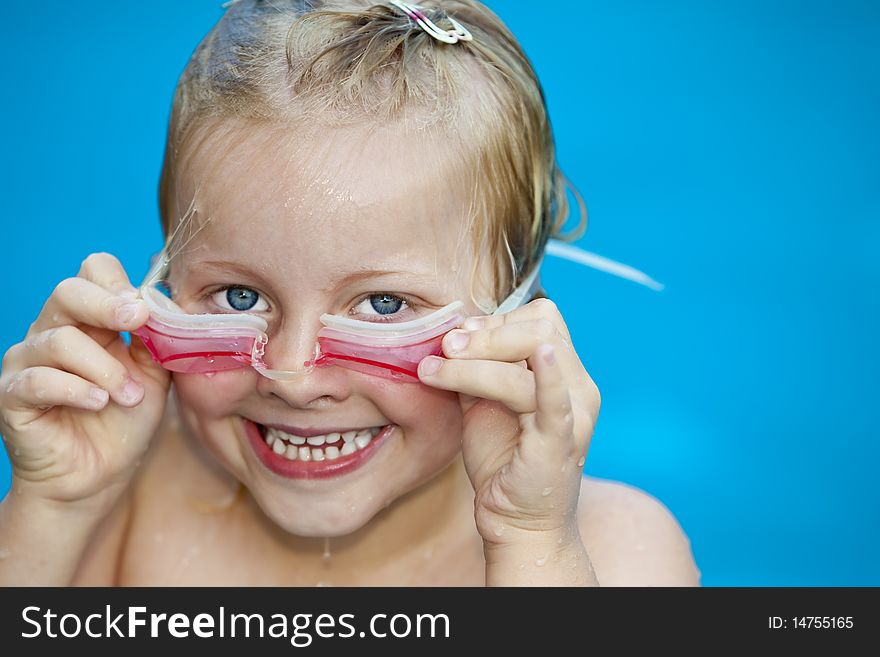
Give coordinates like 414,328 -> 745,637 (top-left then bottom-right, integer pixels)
188,260 -> 428,292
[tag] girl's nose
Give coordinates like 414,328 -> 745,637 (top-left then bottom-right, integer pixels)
254,321 -> 352,407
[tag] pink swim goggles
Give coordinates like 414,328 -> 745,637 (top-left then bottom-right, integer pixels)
133,249 -> 543,383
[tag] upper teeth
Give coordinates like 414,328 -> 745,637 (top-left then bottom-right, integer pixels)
265,426 -> 383,461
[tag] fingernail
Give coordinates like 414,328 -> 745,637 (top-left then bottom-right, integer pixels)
120,378 -> 144,404
88,387 -> 109,408
116,302 -> 140,324
419,356 -> 442,377
541,344 -> 556,366
463,317 -> 483,331
445,330 -> 469,354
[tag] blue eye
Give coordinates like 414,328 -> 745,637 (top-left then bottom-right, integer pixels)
370,294 -> 403,315
210,286 -> 269,313
352,293 -> 408,318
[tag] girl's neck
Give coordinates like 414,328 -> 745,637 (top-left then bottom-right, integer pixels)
240,454 -> 477,578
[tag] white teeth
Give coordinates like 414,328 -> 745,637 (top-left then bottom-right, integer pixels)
263,424 -> 390,460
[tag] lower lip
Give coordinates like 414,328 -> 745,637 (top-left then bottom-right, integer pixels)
243,418 -> 394,480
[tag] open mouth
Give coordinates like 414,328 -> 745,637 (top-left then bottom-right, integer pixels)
243,418 -> 395,480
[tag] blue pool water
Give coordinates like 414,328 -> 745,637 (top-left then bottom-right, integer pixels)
1,0 -> 878,585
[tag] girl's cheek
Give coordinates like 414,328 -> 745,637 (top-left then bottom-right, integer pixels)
361,377 -> 461,427
171,370 -> 255,418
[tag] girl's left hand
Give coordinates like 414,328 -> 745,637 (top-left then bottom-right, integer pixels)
417,298 -> 601,550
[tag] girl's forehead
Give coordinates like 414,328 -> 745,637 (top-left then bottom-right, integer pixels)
184,117 -> 471,205
171,120 -> 483,294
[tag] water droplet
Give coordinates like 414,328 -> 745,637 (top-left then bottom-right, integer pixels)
121,432 -> 129,444
560,463 -> 568,473
493,523 -> 505,537
535,556 -> 547,567
322,537 -> 331,561
206,357 -> 215,364
518,563 -> 525,570
13,448 -> 20,457
0,547 -> 10,560
315,581 -> 331,587
35,388 -> 46,400
51,313 -> 61,323
577,456 -> 586,468
203,372 -> 216,378
541,487 -> 553,496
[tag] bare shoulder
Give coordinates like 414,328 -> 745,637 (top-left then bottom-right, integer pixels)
576,476 -> 702,587
69,487 -> 133,585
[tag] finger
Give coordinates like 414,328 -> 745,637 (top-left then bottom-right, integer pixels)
442,318 -> 569,363
1,366 -> 110,426
462,298 -> 572,344
3,326 -> 144,407
529,344 -> 574,441
77,252 -> 138,293
29,276 -> 148,338
418,356 -> 536,413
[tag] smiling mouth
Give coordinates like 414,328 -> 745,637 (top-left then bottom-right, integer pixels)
258,424 -> 384,462
243,419 -> 395,479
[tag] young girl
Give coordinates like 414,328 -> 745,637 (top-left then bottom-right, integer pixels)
0,0 -> 699,586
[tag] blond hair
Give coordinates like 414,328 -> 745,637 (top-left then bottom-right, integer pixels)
158,0 -> 586,306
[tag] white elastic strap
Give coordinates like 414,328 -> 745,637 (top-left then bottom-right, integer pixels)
545,239 -> 665,291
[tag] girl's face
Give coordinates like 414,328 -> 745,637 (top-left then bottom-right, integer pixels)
168,119 -> 493,536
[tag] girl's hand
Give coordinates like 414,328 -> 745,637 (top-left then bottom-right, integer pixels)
417,298 -> 601,553
0,253 -> 171,514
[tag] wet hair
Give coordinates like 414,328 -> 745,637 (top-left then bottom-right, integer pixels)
158,0 -> 586,306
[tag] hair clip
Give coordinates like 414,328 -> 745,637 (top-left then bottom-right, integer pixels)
389,1 -> 473,44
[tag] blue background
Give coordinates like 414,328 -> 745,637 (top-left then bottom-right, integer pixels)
1,1 -> 877,585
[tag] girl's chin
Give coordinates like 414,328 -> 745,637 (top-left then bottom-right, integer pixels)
259,508 -> 375,538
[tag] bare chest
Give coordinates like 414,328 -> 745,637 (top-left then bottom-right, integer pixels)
117,494 -> 485,586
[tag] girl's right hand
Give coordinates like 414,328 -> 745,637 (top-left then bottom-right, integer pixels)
0,252 -> 171,512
